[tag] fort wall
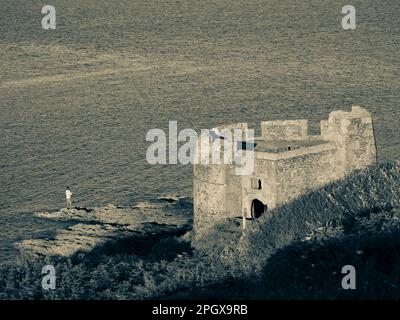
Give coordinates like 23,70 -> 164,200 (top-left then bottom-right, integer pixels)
193,164 -> 227,238
321,106 -> 377,176
261,120 -> 308,140
240,159 -> 278,218
274,147 -> 337,205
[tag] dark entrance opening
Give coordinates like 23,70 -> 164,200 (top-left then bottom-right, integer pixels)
251,199 -> 266,219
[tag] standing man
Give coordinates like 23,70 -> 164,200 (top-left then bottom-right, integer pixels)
66,187 -> 73,210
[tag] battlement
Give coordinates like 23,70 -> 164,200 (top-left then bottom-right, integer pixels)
321,106 -> 374,139
253,140 -> 336,161
261,119 -> 308,140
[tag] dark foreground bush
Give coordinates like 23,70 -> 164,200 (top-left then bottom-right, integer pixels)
165,205 -> 400,299
165,228 -> 400,300
0,235 -> 228,300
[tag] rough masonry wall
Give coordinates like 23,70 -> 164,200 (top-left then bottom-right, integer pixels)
321,106 -> 377,176
241,158 -> 278,217
261,120 -> 308,140
193,164 -> 227,241
343,116 -> 377,171
225,173 -> 243,217
274,148 -> 337,205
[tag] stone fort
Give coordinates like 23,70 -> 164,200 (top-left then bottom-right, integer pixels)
193,106 -> 377,241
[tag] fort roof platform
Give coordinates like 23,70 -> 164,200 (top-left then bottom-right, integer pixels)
252,138 -> 329,153
238,137 -> 336,161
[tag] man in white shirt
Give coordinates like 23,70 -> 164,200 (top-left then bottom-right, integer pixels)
66,187 -> 73,209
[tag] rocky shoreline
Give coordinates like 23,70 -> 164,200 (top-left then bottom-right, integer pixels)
17,199 -> 192,259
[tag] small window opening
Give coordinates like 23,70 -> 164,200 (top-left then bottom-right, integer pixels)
251,178 -> 262,190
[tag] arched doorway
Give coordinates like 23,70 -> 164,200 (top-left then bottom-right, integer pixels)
251,199 -> 266,219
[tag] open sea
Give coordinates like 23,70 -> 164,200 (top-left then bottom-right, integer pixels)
0,0 -> 399,263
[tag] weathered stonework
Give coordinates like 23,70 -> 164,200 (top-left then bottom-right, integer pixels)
193,106 -> 377,245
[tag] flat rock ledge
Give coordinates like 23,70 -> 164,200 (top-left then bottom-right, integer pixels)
17,201 -> 192,259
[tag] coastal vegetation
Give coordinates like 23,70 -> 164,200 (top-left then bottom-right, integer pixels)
0,162 -> 399,299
